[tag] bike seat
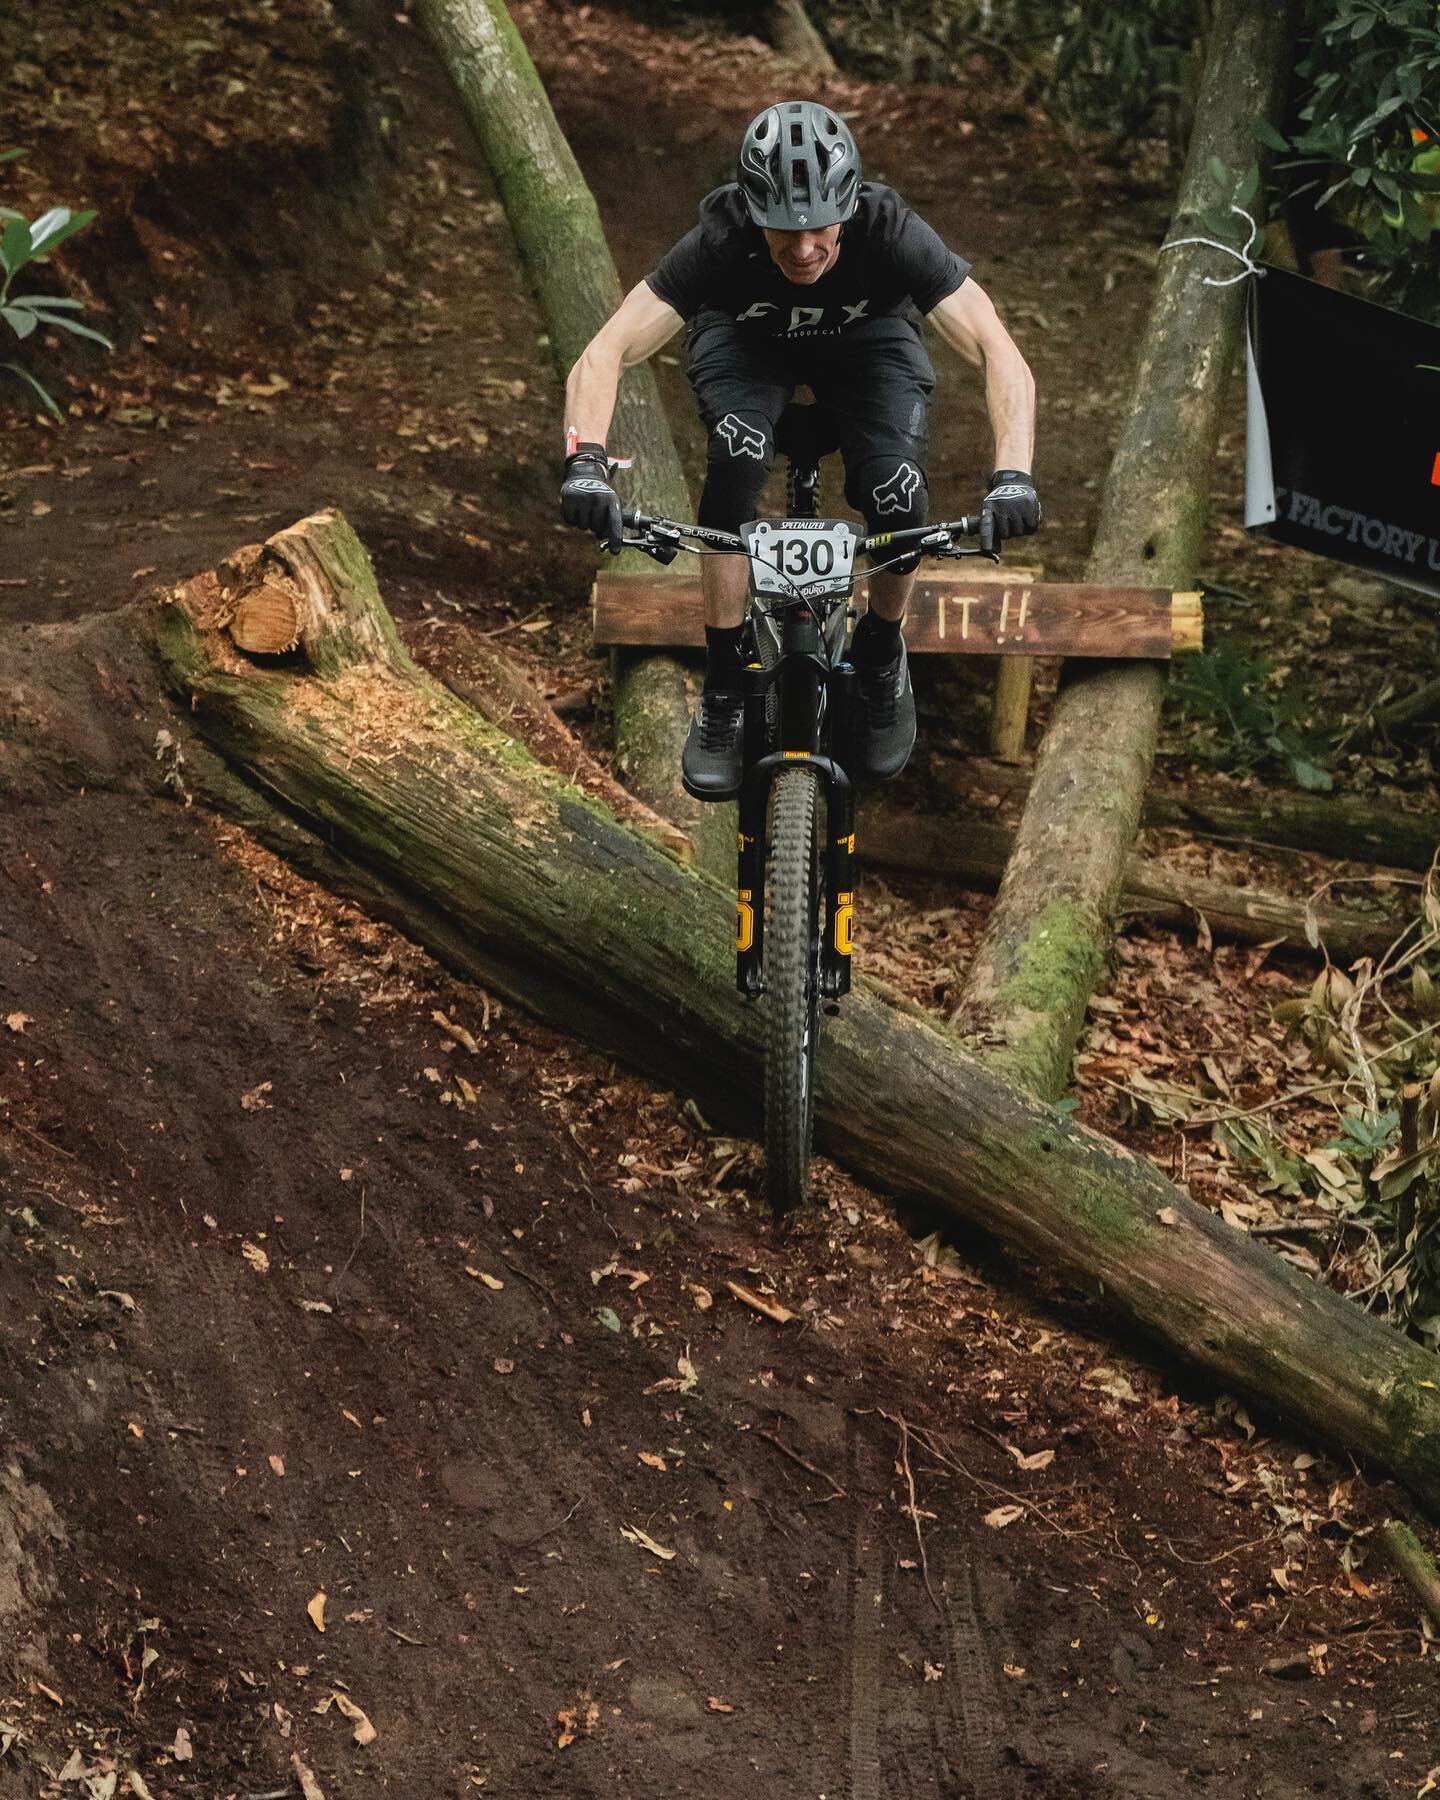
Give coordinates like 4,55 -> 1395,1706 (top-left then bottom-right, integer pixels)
775,400 -> 841,466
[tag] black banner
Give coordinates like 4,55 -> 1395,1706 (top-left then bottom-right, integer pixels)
1246,266 -> 1440,597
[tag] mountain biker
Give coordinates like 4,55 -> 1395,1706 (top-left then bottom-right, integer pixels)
561,99 -> 1039,799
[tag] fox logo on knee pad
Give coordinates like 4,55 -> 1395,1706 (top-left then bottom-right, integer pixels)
872,461 -> 923,516
716,414 -> 769,461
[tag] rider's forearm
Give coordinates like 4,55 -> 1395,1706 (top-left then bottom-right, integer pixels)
563,345 -> 623,451
982,343 -> 1035,472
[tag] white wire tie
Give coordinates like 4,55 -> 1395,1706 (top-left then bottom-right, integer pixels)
1158,204 -> 1266,286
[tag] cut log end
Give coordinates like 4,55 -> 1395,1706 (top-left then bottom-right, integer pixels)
229,582 -> 305,656
1170,591 -> 1204,654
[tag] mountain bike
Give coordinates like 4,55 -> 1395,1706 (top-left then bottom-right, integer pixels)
615,408 -> 994,1209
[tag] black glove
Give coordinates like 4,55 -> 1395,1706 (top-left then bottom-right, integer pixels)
560,441 -> 623,553
980,469 -> 1041,556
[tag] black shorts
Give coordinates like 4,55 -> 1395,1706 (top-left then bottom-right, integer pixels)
686,311 -> 935,530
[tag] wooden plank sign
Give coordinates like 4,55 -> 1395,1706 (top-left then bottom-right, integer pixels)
592,571 -> 1203,659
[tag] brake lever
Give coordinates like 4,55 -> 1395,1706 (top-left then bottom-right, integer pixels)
613,534 -> 679,566
936,546 -> 1002,564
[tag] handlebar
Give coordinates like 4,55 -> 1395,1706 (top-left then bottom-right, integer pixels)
616,509 -> 990,561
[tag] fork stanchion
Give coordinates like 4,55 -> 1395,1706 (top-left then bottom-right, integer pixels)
736,660 -> 770,998
822,664 -> 857,1003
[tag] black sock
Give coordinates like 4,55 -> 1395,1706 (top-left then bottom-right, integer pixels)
704,623 -> 746,692
851,609 -> 902,666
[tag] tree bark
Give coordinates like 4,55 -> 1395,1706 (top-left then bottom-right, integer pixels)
124,508 -> 1440,1513
766,0 -> 838,73
413,0 -> 713,857
935,756 -> 1439,876
1378,1521 -> 1440,1627
951,0 -> 1298,1098
858,806 -> 1410,965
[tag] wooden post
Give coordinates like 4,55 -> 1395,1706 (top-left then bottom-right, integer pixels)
988,657 -> 1034,762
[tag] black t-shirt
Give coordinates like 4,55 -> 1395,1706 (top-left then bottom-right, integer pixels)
645,182 -> 970,341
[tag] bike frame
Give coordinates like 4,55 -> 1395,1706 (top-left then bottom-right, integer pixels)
615,507 -> 986,1010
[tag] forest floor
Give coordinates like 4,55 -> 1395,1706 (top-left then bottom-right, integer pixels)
1,1 -> 1439,1796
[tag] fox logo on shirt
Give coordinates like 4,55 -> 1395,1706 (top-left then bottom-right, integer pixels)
872,461 -> 923,515
716,414 -> 769,461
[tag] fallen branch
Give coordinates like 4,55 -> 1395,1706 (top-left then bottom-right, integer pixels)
936,756 -> 1437,877
857,804 -> 1410,964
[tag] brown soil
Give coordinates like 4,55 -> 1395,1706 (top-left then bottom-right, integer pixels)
2,3 -> 1439,1796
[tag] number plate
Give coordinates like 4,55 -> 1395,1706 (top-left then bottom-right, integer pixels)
742,517 -> 859,603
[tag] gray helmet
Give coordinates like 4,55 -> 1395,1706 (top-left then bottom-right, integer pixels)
737,100 -> 860,231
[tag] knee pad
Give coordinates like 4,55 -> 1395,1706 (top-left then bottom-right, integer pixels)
849,456 -> 930,571
698,410 -> 775,531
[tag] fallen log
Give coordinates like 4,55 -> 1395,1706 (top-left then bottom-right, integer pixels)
413,0 -> 718,861
856,806 -> 1409,965
138,508 -> 1440,1511
935,756 -> 1439,876
950,0 -> 1297,1097
410,625 -> 693,865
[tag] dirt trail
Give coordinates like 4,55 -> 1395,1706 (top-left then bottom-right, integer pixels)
2,3 -> 1439,1795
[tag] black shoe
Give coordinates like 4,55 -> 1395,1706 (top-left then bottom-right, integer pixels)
855,638 -> 916,782
682,688 -> 744,800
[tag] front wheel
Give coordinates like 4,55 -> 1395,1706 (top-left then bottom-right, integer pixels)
764,766 -> 822,1211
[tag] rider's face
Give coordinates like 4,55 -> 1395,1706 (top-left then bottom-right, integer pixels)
762,224 -> 842,284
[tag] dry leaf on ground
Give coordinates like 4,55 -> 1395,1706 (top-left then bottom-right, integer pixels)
724,1280 -> 794,1324
307,1591 -> 327,1633
332,1691 -> 378,1745
983,1504 -> 1025,1529
292,1753 -> 326,1800
620,1524 -> 676,1561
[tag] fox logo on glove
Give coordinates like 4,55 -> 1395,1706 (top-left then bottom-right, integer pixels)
872,462 -> 923,516
716,414 -> 769,461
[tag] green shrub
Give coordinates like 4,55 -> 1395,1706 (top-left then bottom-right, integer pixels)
1,148 -> 111,421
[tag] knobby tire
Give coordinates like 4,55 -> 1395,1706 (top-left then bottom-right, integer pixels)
765,765 -> 822,1211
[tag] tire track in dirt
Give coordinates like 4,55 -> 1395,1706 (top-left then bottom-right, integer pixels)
845,1432 -> 884,1800
846,1420 -> 1014,1800
939,1542 -> 1014,1799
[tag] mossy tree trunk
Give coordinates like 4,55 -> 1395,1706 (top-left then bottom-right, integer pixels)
951,0 -> 1298,1097
128,507 -> 1440,1513
413,0 -> 717,854
767,0 -> 837,72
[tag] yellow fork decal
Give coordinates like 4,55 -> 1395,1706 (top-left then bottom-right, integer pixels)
736,889 -> 755,953
834,892 -> 854,956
